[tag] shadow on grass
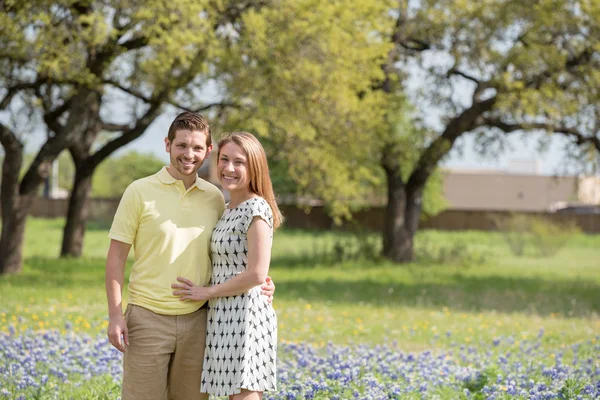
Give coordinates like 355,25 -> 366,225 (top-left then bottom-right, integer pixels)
274,275 -> 600,318
5,256 -> 598,318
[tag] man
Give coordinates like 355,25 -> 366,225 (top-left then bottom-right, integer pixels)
105,112 -> 275,400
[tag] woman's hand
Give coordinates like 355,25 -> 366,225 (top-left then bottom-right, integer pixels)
172,277 -> 213,302
261,276 -> 275,303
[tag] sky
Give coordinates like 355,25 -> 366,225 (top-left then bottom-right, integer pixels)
17,106 -> 574,177
141,116 -> 572,175
10,66 -> 582,178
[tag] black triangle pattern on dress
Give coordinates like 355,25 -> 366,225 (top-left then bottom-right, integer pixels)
200,197 -> 277,397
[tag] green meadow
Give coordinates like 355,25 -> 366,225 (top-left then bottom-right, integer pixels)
1,218 -> 598,351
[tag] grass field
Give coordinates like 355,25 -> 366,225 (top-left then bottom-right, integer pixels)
1,218 -> 599,399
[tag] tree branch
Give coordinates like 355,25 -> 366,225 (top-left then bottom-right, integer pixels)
398,37 -> 430,52
103,79 -> 152,102
18,134 -> 71,195
213,0 -> 269,30
190,101 -> 240,113
0,80 -> 46,110
524,45 -> 596,90
41,94 -> 77,134
483,117 -> 600,153
0,122 -> 23,152
447,68 -> 481,85
119,35 -> 149,51
89,102 -> 163,169
104,78 -> 238,113
100,122 -> 130,132
389,3 -> 430,53
406,96 -> 497,192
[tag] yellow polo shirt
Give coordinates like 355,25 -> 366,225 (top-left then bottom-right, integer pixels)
109,167 -> 225,315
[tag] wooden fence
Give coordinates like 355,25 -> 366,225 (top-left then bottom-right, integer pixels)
24,198 -> 600,234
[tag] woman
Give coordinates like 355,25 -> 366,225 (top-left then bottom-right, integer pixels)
172,131 -> 283,399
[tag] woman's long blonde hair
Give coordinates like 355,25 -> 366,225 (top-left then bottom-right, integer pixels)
218,132 -> 284,229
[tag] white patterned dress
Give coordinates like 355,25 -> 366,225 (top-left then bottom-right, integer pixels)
201,197 -> 277,397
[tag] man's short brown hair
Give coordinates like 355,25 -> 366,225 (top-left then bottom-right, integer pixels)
167,112 -> 212,146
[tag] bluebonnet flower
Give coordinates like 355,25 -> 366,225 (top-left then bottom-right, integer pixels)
538,328 -> 545,339
2,330 -> 599,398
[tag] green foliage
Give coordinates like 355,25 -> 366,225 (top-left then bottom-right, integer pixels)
462,367 -> 497,396
493,214 -> 581,257
491,213 -> 531,256
212,0 -> 472,223
215,0 -> 396,219
257,136 -> 298,196
294,227 -> 383,265
213,0 -> 599,228
91,151 -> 165,198
529,217 -> 581,257
415,237 -> 490,268
1,0 -> 220,88
405,0 -> 599,161
558,377 -> 588,399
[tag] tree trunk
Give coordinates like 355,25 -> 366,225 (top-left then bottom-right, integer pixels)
60,166 -> 94,257
0,197 -> 32,274
0,134 -> 28,274
59,90 -> 102,258
381,147 -> 425,263
381,178 -> 425,262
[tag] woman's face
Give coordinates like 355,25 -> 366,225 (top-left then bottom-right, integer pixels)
217,142 -> 251,195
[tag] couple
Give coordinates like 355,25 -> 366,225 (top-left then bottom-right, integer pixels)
105,111 -> 283,400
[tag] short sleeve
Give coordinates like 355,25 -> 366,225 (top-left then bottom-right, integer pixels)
216,192 -> 226,218
243,198 -> 273,233
108,183 -> 142,245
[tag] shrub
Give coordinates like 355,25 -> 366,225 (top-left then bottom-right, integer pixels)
529,217 -> 581,257
490,213 -> 531,256
329,228 -> 381,263
415,237 -> 490,268
492,213 -> 581,257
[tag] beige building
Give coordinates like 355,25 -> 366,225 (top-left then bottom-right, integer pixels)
443,170 -> 600,212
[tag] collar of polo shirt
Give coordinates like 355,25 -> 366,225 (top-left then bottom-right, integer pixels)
157,166 -> 208,191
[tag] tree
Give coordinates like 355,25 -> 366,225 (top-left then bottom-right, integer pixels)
0,0 -> 261,273
217,0 -> 600,262
0,0 -> 262,272
377,0 -> 599,261
49,1 -> 256,258
0,0 -> 95,273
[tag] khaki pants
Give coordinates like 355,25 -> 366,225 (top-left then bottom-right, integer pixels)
122,304 -> 208,400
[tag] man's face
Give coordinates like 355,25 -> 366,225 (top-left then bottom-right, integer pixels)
165,129 -> 211,179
